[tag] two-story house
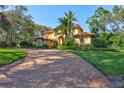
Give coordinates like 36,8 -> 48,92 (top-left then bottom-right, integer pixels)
34,24 -> 95,48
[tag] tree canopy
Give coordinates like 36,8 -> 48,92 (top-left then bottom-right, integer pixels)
0,5 -> 51,48
87,5 -> 124,48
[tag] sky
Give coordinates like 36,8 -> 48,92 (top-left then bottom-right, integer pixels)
26,5 -> 113,32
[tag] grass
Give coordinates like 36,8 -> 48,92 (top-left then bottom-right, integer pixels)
65,49 -> 124,76
0,49 -> 27,67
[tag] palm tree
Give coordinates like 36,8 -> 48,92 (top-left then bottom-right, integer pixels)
56,17 -> 68,39
56,10 -> 77,41
65,10 -> 77,34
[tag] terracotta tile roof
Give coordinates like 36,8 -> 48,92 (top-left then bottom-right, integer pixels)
42,36 -> 55,41
82,32 -> 95,36
57,30 -> 62,34
33,30 -> 55,41
57,24 -> 84,35
43,30 -> 54,34
74,32 -> 95,36
73,24 -> 83,32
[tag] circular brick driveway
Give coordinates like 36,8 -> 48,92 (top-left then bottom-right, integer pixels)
0,49 -> 111,88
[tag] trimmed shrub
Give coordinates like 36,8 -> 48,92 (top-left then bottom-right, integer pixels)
92,38 -> 108,48
0,41 -> 8,48
57,45 -> 76,50
92,48 -> 118,52
35,44 -> 49,49
63,39 -> 73,46
10,42 -> 16,48
20,41 -> 32,48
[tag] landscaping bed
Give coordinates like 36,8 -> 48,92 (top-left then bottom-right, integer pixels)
0,49 -> 27,67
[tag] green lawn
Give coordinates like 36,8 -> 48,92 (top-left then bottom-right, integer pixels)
66,50 -> 124,76
0,49 -> 27,66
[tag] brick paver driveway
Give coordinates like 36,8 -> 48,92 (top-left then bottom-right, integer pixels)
0,49 -> 111,88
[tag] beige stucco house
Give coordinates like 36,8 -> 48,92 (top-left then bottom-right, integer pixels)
34,24 -> 95,48
73,24 -> 95,45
